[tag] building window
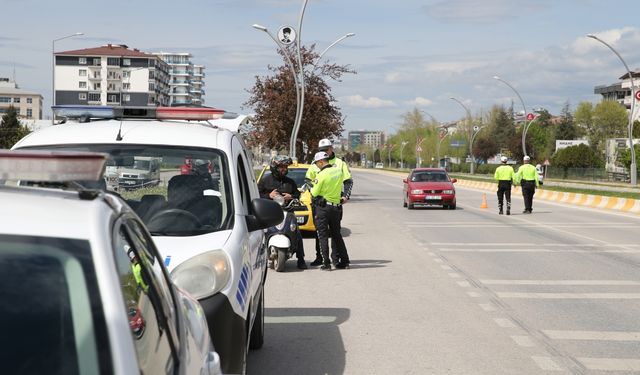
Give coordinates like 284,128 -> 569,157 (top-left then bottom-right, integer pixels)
26,109 -> 32,118
79,69 -> 87,76
123,94 -> 131,102
94,83 -> 101,90
123,71 -> 130,79
123,58 -> 131,66
79,57 -> 87,65
13,97 -> 20,103
79,81 -> 87,89
122,83 -> 130,90
93,58 -> 101,66
0,97 -> 10,103
79,93 -> 87,100
149,83 -> 155,91
88,93 -> 101,102
107,57 -> 120,66
107,94 -> 117,103
93,71 -> 101,79
26,98 -> 32,104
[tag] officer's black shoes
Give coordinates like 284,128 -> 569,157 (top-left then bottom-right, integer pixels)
506,209 -> 511,215
297,260 -> 308,270
335,262 -> 350,269
310,258 -> 323,266
320,264 -> 332,271
523,210 -> 532,214
498,210 -> 503,215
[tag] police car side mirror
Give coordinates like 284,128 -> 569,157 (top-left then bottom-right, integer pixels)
246,198 -> 284,232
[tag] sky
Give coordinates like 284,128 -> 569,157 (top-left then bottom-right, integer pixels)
2,0 -> 640,135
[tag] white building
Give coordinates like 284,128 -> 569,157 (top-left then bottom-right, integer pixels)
0,78 -> 43,119
54,44 -> 170,108
594,70 -> 640,122
152,52 -> 206,106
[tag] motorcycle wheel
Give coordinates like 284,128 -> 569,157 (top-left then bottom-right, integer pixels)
274,249 -> 287,272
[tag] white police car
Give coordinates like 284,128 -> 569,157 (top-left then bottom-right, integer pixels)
13,106 -> 282,374
0,150 -> 222,375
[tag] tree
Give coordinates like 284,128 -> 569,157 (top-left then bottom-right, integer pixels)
617,144 -> 640,175
373,149 -> 381,163
0,106 -> 31,149
575,100 -> 627,152
554,101 -> 578,144
551,144 -> 603,178
473,136 -> 498,163
244,44 -> 356,162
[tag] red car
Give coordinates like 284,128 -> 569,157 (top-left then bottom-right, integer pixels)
403,168 -> 457,209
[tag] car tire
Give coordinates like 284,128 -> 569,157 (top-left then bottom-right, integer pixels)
449,203 -> 456,210
249,289 -> 265,350
408,202 -> 414,209
403,197 -> 407,207
274,249 -> 287,272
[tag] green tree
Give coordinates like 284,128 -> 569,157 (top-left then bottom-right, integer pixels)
473,136 -> 498,163
554,101 -> 578,144
0,106 -> 31,149
486,105 -> 515,150
575,100 -> 627,152
551,144 -> 604,178
617,144 -> 640,175
373,149 -> 381,163
244,44 -> 356,161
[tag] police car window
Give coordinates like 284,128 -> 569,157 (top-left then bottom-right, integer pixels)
0,234 -> 112,375
20,144 -> 233,237
113,227 -> 175,374
237,155 -> 251,212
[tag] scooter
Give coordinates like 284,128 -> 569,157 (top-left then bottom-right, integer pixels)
266,194 -> 305,272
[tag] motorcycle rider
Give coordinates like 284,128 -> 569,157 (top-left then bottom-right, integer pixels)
258,155 -> 307,269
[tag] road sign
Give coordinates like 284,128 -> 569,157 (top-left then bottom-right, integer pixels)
635,90 -> 640,101
543,159 -> 550,166
438,129 -> 447,139
277,25 -> 296,45
416,146 -> 422,152
526,113 -> 535,121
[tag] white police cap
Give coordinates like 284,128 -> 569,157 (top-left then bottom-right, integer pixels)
523,155 -> 531,161
318,138 -> 332,150
313,151 -> 329,163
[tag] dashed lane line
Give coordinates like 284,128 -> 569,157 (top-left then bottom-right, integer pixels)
543,330 -> 640,341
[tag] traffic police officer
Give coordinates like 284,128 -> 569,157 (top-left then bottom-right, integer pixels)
306,139 -> 353,267
310,151 -> 350,270
515,155 -> 540,214
494,156 -> 515,215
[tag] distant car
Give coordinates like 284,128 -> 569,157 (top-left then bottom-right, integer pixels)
403,168 -> 457,209
0,150 -> 222,375
536,164 -> 544,185
375,162 -> 384,169
257,162 -> 316,232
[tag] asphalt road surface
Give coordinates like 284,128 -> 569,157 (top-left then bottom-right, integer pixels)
247,168 -> 640,375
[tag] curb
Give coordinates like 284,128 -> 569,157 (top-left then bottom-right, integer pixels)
455,179 -> 640,215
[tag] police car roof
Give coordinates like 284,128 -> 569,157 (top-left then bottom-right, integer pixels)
14,119 -> 234,149
0,186 -> 114,240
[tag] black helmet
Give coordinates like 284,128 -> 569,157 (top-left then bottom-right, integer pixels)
270,155 -> 292,178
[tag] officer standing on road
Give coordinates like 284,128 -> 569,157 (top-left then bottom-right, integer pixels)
494,156 -> 515,215
516,155 -> 540,214
310,151 -> 350,270
258,155 -> 307,269
306,139 -> 353,267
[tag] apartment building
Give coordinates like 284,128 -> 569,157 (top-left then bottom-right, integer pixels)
152,52 -> 206,106
348,130 -> 386,150
594,70 -> 640,122
0,78 -> 43,119
54,44 -> 170,107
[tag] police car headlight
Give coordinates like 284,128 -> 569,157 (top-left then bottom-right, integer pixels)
442,189 -> 454,194
290,222 -> 297,232
171,251 -> 230,300
411,189 -> 423,195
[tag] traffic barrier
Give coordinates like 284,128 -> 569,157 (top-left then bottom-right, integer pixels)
455,179 -> 640,214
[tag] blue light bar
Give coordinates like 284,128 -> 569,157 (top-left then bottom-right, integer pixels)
52,105 -> 116,120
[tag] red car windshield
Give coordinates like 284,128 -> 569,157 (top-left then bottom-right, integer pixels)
411,171 -> 449,182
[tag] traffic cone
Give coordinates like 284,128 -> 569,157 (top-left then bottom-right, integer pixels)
480,193 -> 488,209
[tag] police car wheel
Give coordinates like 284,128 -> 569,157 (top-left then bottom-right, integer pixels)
249,289 -> 265,350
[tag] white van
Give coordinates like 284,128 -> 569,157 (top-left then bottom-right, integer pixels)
13,106 -> 282,374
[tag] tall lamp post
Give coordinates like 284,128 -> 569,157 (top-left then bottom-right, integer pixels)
314,33 -> 355,69
436,127 -> 449,169
52,32 -> 83,124
493,75 -> 529,156
400,141 -> 408,169
450,97 -> 475,173
470,125 -> 487,172
587,34 -> 637,186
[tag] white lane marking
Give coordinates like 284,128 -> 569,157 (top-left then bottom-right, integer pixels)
531,356 -> 563,371
440,265 -> 452,270
456,281 -> 471,288
439,248 -> 640,253
479,303 -> 496,312
434,258 -> 444,263
265,316 -> 336,323
494,318 -> 516,328
448,272 -> 461,278
578,358 -> 640,371
430,243 -> 640,247
497,292 -> 640,299
511,335 -> 536,347
543,330 -> 640,341
481,279 -> 640,286
409,224 -> 513,228
467,291 -> 481,297
427,252 -> 437,256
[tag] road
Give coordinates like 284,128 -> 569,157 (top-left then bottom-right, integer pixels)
247,168 -> 640,374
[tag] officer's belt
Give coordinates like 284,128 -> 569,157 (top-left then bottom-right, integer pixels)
325,201 -> 342,206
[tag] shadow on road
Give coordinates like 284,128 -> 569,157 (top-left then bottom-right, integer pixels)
248,307 -> 350,375
347,259 -> 391,269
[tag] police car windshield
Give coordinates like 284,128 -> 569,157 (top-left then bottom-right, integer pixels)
20,144 -> 233,236
0,234 -> 112,374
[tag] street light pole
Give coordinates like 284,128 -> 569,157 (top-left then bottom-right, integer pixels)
493,75 -> 528,156
450,97 -> 475,173
587,34 -> 638,186
289,0 -> 309,161
52,32 -> 83,124
400,141 -> 408,169
314,33 -> 355,69
436,127 -> 448,169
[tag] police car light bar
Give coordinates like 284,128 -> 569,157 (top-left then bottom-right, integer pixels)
53,105 -> 116,120
156,107 -> 225,121
0,150 -> 108,182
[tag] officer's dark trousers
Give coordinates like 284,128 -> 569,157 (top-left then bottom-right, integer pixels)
521,180 -> 536,212
496,180 -> 512,210
313,206 -> 340,261
314,204 -> 349,266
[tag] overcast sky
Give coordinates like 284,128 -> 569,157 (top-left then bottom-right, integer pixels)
1,0 -> 639,134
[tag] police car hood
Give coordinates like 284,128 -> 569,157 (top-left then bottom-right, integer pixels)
409,181 -> 454,190
152,230 -> 232,272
